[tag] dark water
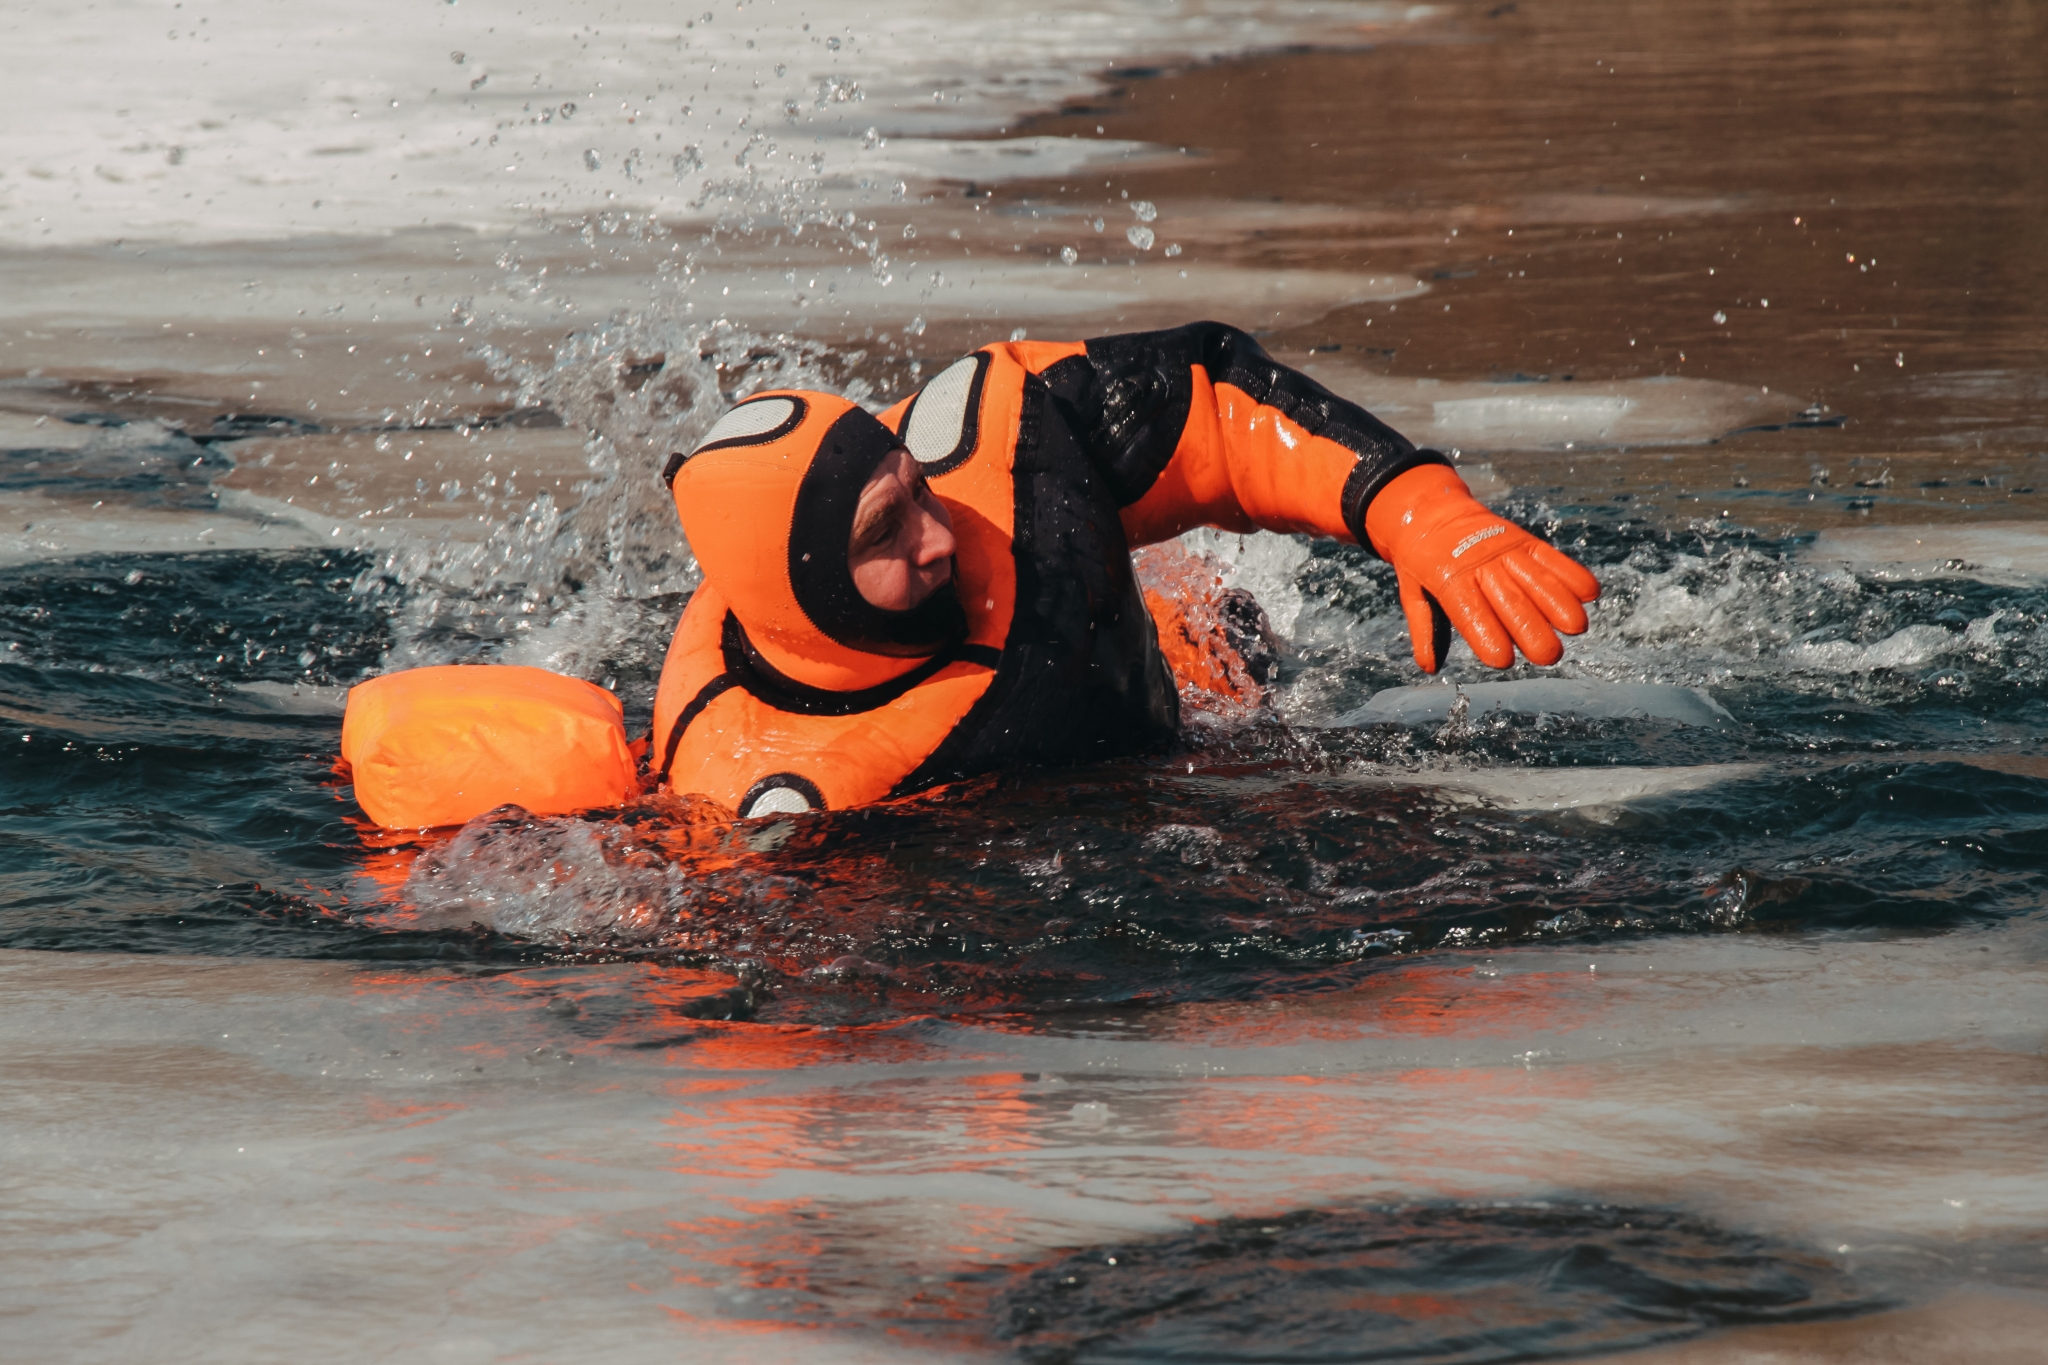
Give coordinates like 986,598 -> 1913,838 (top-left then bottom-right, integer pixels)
6,0 -> 2048,1359
10,522 -> 2048,1008
993,1204 -> 1875,1364
10,533 -> 2043,1360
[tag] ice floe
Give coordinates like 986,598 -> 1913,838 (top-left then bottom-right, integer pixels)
0,491 -> 332,568
0,0 -> 1437,248
1293,360 -> 1812,450
1805,521 -> 2048,587
1333,679 -> 1735,729
1351,761 -> 1764,817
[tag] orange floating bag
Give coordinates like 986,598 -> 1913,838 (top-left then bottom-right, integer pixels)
340,664 -> 640,829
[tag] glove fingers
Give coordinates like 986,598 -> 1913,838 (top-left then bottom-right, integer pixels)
1440,578 -> 1516,669
1477,563 -> 1564,666
1423,587 -> 1454,672
1398,574 -> 1450,673
1526,541 -> 1602,603
1501,553 -> 1590,636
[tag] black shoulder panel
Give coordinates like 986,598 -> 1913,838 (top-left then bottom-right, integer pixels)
890,371 -> 1180,796
1051,337 -> 1194,507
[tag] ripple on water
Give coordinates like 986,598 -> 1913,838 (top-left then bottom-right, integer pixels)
990,1203 -> 1878,1364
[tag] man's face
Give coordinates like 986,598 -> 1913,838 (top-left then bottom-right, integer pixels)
848,447 -> 956,611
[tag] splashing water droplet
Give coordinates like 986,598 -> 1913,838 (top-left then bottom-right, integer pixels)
1164,243 -> 1181,257
583,149 -> 602,172
1712,310 -> 1727,324
1126,225 -> 1155,250
907,316 -> 926,336
1060,245 -> 1079,265
1010,327 -> 1028,342
1131,199 -> 1157,223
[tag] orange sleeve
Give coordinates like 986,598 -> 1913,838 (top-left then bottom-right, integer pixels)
1118,365 -> 1370,547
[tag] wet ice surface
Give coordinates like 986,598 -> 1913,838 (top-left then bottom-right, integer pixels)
1,0 -> 1433,246
10,534 -> 2048,1363
7,0 -> 2048,1359
3,929 -> 2044,1363
1330,680 -> 1734,728
1804,523 -> 2048,588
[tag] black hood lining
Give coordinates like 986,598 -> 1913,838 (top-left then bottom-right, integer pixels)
788,405 -> 969,657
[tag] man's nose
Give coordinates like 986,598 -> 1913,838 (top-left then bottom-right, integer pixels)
916,507 -> 956,566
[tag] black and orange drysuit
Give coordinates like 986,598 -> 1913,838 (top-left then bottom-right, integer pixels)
659,323 -> 1488,818
341,322 -> 1598,830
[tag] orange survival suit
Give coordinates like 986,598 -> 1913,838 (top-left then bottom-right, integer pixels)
653,321 -> 1449,819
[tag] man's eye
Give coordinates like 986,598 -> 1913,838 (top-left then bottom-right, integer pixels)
857,506 -> 901,551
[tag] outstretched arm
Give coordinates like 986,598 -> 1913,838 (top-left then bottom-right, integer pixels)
1051,321 -> 1431,548
1038,321 -> 1599,671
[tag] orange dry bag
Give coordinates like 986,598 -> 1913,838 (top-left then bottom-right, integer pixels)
340,664 -> 640,829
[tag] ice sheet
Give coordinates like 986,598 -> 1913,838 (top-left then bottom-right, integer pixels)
1805,522 -> 2048,588
0,0 -> 1435,248
1294,358 -> 1813,450
3,927 -> 2043,1361
1352,761 -> 1767,817
1334,679 -> 1736,728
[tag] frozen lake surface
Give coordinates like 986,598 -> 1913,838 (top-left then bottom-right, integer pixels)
5,0 -> 2048,1360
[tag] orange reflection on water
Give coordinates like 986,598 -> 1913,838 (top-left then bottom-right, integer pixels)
639,1195 -> 1006,1344
360,1097 -> 466,1130
1160,1063 -> 1598,1209
1148,962 -> 1608,1048
657,1069 -> 1042,1183
657,1305 -> 812,1336
678,1018 -> 954,1071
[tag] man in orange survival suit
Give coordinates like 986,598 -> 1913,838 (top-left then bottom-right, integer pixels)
649,321 -> 1600,820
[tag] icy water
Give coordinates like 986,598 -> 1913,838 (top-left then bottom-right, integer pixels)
5,1 -> 2048,1361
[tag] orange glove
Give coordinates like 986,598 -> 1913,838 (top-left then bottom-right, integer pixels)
1365,463 -> 1601,672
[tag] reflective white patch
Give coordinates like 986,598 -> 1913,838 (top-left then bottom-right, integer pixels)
1451,524 -> 1508,559
745,786 -> 813,817
903,356 -> 978,464
700,397 -> 796,449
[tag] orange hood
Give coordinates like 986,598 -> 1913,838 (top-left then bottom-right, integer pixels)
665,390 -> 967,693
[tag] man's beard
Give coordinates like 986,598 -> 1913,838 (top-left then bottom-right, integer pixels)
875,572 -> 969,655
